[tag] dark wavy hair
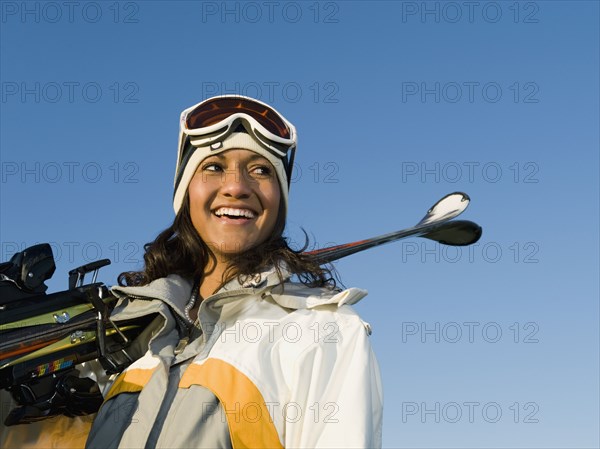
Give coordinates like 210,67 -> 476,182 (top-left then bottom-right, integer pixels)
118,193 -> 337,292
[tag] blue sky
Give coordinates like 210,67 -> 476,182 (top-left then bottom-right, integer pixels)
1,1 -> 598,447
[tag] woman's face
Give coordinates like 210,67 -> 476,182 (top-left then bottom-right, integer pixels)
188,149 -> 281,262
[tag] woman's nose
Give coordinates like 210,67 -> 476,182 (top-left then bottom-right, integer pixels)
220,166 -> 252,198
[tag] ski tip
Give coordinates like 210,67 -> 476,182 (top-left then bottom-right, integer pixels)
426,192 -> 471,217
446,191 -> 470,203
422,220 -> 483,246
417,192 -> 473,226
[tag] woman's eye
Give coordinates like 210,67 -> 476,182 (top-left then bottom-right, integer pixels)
252,165 -> 272,177
202,163 -> 222,172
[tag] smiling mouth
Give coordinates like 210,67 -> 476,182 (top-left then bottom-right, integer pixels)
213,207 -> 257,220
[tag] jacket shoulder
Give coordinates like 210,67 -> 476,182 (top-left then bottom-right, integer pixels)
265,282 -> 373,340
268,282 -> 368,310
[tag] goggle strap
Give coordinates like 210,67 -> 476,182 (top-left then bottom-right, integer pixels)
286,146 -> 296,187
174,138 -> 195,195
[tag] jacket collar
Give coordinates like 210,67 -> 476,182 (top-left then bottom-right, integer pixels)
111,265 -> 290,319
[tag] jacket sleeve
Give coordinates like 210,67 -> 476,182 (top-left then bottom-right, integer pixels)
284,307 -> 383,448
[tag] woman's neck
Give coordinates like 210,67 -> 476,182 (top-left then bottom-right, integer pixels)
199,258 -> 234,299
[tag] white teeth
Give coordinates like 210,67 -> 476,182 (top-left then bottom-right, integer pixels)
214,207 -> 256,218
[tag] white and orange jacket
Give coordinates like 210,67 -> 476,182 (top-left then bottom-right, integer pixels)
4,267 -> 383,449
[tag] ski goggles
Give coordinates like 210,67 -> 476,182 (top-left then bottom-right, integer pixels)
176,95 -> 297,164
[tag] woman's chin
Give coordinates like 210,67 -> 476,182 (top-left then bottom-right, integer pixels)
208,242 -> 258,262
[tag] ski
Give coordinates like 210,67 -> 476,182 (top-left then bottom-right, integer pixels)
307,192 -> 482,264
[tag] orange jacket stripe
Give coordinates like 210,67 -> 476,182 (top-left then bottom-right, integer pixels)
104,368 -> 156,402
179,358 -> 283,449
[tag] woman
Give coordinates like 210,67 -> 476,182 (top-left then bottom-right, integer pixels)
85,95 -> 383,448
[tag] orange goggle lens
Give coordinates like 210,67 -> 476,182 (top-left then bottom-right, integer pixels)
185,97 -> 291,140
